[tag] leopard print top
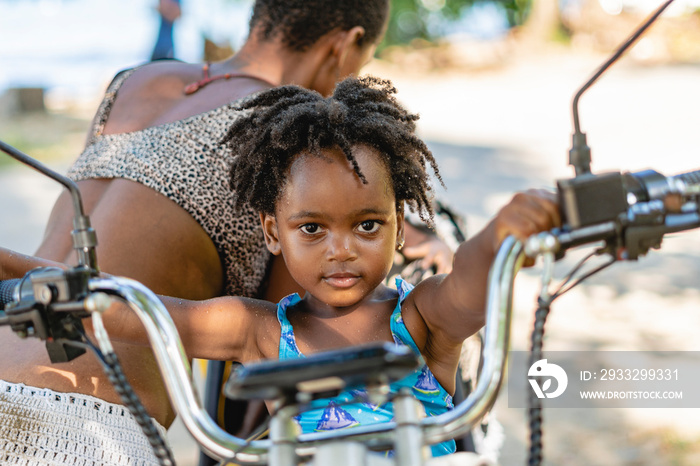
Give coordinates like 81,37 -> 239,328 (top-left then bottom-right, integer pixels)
67,67 -> 270,298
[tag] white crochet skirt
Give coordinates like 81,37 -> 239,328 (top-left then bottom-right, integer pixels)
0,380 -> 167,465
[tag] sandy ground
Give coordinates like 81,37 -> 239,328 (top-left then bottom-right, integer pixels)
368,45 -> 700,466
2,44 -> 700,465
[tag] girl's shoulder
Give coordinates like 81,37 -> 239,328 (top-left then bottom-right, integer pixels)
215,295 -> 281,363
394,275 -> 445,349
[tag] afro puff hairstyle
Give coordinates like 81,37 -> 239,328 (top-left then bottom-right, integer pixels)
222,76 -> 444,226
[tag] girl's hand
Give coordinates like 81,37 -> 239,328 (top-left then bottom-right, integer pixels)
490,189 -> 561,265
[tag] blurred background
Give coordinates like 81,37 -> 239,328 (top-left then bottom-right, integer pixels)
2,1 -> 700,465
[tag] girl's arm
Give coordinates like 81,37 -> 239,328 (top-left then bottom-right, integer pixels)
0,247 -> 276,363
95,293 -> 278,363
406,189 -> 560,351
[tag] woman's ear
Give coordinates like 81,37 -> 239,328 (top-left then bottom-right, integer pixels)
310,26 -> 367,96
333,26 -> 365,71
260,212 -> 282,255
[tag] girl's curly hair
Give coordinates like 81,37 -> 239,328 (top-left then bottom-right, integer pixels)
222,76 -> 443,225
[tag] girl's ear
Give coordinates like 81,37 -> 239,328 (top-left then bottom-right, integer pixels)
396,204 -> 406,251
260,212 -> 282,255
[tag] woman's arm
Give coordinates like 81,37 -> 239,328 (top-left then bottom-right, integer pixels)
1,246 -> 275,363
402,223 -> 454,274
0,247 -> 67,280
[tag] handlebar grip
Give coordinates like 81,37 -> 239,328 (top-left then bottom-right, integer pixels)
0,279 -> 20,310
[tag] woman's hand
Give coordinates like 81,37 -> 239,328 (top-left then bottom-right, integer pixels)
401,236 -> 454,274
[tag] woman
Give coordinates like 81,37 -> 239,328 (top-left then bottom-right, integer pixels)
0,1 -> 451,464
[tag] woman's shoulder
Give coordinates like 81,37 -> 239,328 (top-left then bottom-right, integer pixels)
115,60 -> 203,97
100,60 -> 216,135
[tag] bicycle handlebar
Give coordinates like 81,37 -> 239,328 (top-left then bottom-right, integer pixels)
5,194 -> 699,461
423,235 -> 521,443
0,278 -> 19,305
16,237 -> 518,464
106,192 -> 698,461
86,276 -> 270,463
2,194 -> 698,463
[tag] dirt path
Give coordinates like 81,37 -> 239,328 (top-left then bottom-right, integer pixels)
367,47 -> 700,465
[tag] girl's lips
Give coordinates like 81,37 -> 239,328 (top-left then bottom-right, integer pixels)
323,273 -> 360,289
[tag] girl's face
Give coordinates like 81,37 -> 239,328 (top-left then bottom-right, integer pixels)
261,145 -> 404,310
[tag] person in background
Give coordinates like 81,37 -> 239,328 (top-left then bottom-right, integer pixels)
151,0 -> 181,60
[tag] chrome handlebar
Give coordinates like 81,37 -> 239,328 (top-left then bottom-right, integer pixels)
88,277 -> 269,463
86,235 -> 525,464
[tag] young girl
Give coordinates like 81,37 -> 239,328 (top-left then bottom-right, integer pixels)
104,76 -> 560,456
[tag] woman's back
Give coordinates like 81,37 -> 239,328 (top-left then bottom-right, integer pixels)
0,60 -> 286,426
0,0 -> 393,439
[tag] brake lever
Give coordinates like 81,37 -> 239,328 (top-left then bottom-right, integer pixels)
3,266 -> 96,362
549,197 -> 700,262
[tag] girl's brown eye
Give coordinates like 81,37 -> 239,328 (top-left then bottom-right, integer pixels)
301,224 -> 320,234
358,220 -> 380,233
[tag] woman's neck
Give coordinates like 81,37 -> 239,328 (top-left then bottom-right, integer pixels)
233,39 -> 322,89
225,44 -> 285,86
209,53 -> 281,87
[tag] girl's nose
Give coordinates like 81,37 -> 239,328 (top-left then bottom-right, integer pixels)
327,234 -> 357,261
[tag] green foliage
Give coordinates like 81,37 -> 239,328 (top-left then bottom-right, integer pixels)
502,0 -> 532,26
381,0 -> 532,48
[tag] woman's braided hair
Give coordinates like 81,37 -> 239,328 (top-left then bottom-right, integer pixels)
222,76 -> 443,225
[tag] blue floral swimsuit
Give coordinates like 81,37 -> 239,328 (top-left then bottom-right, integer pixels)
276,278 -> 456,457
